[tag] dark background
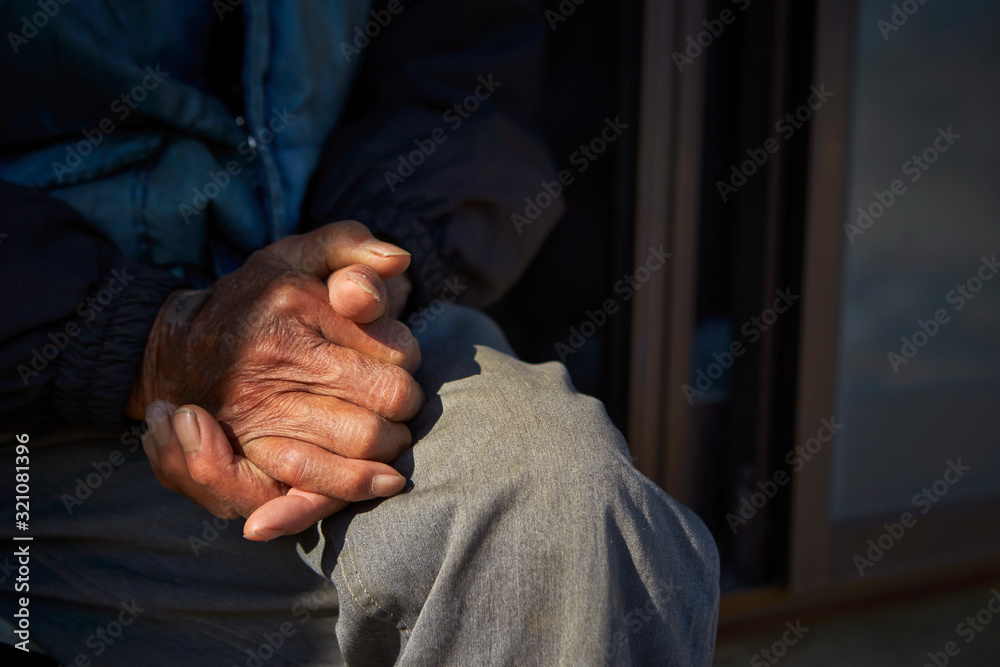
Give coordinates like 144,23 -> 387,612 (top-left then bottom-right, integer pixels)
488,0 -> 637,435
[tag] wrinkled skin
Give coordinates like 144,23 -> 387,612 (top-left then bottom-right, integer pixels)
129,221 -> 424,538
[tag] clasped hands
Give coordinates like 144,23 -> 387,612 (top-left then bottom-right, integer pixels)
126,221 -> 424,541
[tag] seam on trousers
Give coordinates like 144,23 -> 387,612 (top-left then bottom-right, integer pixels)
343,537 -> 412,636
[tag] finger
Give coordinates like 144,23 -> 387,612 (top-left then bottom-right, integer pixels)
383,273 -> 413,321
141,431 -> 184,495
287,278 -> 421,373
357,317 -> 422,375
244,490 -> 349,541
173,405 -> 289,518
265,220 -> 410,280
141,431 -> 160,469
245,435 -> 407,502
145,401 -> 238,518
241,393 -> 413,462
275,342 -> 425,421
314,304 -> 422,375
328,264 -> 388,323
145,400 -> 177,450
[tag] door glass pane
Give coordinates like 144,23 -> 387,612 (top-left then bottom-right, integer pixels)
831,0 -> 1000,520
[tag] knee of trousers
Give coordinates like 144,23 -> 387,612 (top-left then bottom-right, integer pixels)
324,312 -> 719,639
429,347 -> 721,608
322,346 -> 720,661
465,352 -> 717,550
471,370 -> 721,663
425,343 -> 634,497
405,304 -> 636,507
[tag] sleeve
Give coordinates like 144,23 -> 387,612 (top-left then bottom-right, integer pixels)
304,0 -> 564,309
0,180 -> 186,432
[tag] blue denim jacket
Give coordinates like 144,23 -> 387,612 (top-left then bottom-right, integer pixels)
0,0 -> 562,430
1,0 -> 374,279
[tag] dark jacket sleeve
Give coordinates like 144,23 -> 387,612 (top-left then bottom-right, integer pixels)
304,0 -> 563,309
0,181 -> 185,432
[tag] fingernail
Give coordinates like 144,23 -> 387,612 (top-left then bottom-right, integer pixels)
371,474 -> 405,497
149,404 -> 166,426
175,408 -> 201,454
347,274 -> 382,302
149,404 -> 168,447
244,528 -> 285,542
362,238 -> 410,258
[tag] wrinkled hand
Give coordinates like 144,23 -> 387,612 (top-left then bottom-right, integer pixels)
129,221 -> 423,537
142,401 -> 352,540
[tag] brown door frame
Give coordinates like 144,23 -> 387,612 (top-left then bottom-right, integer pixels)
629,0 -> 709,508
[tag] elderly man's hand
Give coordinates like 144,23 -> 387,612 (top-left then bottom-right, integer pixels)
127,221 -> 424,536
142,401 -> 353,540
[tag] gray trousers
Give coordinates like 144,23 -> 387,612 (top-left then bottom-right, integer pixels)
1,306 -> 719,666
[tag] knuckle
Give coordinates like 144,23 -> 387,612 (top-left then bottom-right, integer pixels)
262,278 -> 307,315
318,354 -> 347,389
401,331 -> 421,372
341,467 -> 372,499
386,321 -> 420,369
348,414 -> 386,459
319,220 -> 363,251
379,367 -> 419,417
274,446 -> 310,487
248,245 -> 294,274
333,219 -> 365,235
186,458 -> 218,487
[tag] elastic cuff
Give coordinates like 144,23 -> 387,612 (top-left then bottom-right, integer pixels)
53,259 -> 186,430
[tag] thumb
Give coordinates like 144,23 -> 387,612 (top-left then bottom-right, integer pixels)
174,405 -> 354,539
244,491 -> 349,541
173,405 -> 285,516
266,220 -> 410,280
